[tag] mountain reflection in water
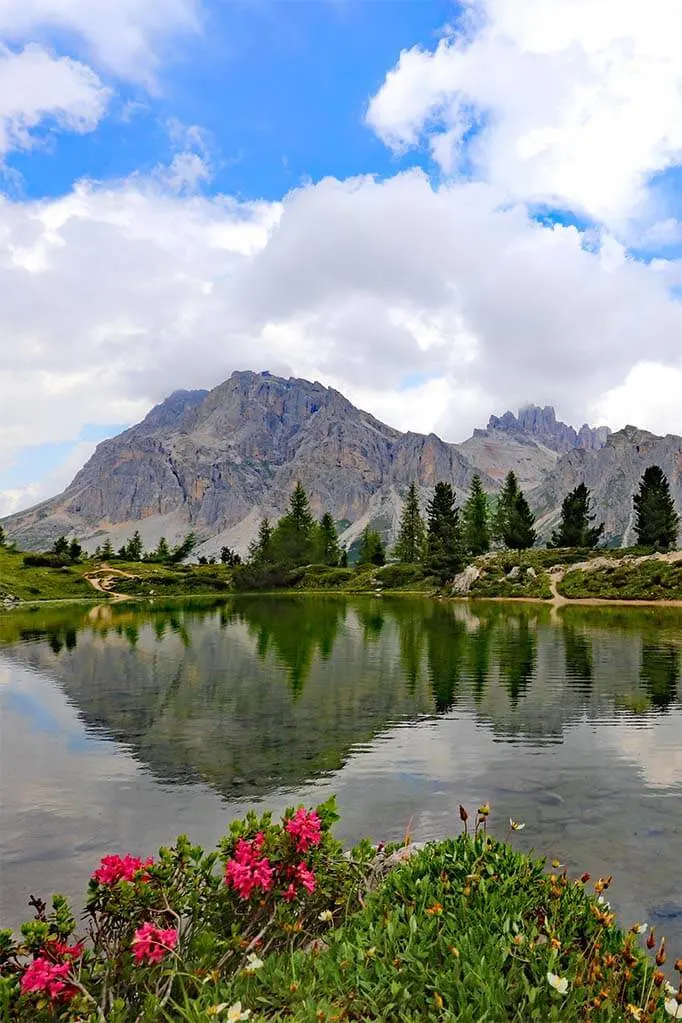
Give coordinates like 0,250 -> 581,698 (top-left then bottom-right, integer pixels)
1,595 -> 681,947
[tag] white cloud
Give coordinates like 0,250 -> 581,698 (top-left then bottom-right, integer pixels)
0,44 -> 109,156
590,362 -> 682,436
0,0 -> 199,83
367,0 -> 682,224
3,168 -> 682,515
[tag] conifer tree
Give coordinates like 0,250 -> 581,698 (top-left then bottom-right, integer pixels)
269,482 -> 317,566
393,482 -> 426,563
154,536 -> 171,563
463,475 -> 491,556
126,530 -> 144,562
0,525 -> 6,546
68,539 -> 82,562
248,518 -> 273,564
425,481 -> 463,581
53,536 -> 69,557
358,526 -> 386,566
494,471 -> 536,550
633,465 -> 679,550
317,512 -> 342,566
549,483 -> 604,548
100,538 -> 114,561
171,532 -> 197,563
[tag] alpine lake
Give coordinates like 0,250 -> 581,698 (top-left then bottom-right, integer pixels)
1,594 -> 681,953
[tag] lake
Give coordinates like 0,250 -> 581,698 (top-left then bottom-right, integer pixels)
1,595 -> 681,952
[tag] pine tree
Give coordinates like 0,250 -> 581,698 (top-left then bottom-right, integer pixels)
248,518 -> 273,564
358,527 -> 386,566
127,530 -> 144,562
154,537 -> 171,563
463,476 -> 491,556
269,483 -> 317,566
633,465 -> 679,550
100,538 -> 114,561
220,546 -> 241,566
339,548 -> 349,568
68,539 -> 82,562
53,536 -> 69,557
549,483 -> 604,548
425,481 -> 463,581
171,532 -> 197,563
317,513 -> 342,566
0,525 -> 6,547
494,471 -> 536,550
393,483 -> 426,563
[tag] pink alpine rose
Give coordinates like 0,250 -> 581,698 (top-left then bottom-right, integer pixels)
285,808 -> 322,853
131,922 -> 178,965
21,958 -> 75,1001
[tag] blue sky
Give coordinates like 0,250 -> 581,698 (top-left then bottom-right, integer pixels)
2,0 -> 682,515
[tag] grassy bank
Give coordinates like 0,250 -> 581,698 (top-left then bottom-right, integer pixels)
2,801 -> 679,1022
0,547 -> 96,602
560,557 -> 682,600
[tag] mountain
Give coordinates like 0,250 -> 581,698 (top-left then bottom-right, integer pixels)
2,371 -> 675,554
1,371 -> 494,556
533,425 -> 682,546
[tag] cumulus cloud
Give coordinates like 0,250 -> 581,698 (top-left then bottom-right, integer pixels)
0,0 -> 199,83
3,167 -> 682,516
366,0 -> 682,224
0,44 -> 109,156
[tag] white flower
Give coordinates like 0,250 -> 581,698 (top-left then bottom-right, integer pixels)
633,922 -> 648,934
509,818 -> 526,831
223,1003 -> 251,1022
665,997 -> 682,1018
318,909 -> 333,922
547,972 -> 569,994
597,895 -> 610,908
244,953 -> 264,974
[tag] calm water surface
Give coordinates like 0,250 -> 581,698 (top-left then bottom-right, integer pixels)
1,596 -> 681,949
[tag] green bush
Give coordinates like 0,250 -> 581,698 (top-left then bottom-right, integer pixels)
22,554 -> 71,569
376,563 -> 425,588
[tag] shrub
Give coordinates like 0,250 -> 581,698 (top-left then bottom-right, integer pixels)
376,562 -> 425,588
22,554 -> 71,569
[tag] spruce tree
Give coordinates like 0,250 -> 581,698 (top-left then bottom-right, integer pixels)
317,512 -> 342,566
154,536 -> 171,563
269,482 -> 317,566
463,476 -> 491,556
393,482 -> 426,563
100,538 -> 114,561
425,481 -> 463,581
68,539 -> 82,562
171,532 -> 197,563
494,471 -> 536,550
549,483 -> 604,548
248,518 -> 273,564
126,530 -> 144,562
633,465 -> 679,550
358,526 -> 386,566
0,525 -> 6,546
53,536 -> 69,557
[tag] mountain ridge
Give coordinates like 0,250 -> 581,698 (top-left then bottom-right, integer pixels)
2,370 -> 679,554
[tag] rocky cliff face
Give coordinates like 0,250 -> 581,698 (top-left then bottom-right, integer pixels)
533,426 -> 682,545
485,405 -> 610,454
2,372 -> 494,554
2,373 -> 677,554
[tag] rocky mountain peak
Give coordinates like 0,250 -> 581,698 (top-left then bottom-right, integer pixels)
485,404 -> 610,454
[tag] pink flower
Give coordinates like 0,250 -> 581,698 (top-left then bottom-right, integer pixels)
285,808 -> 322,853
49,939 -> 84,960
295,861 -> 316,893
225,836 -> 274,900
21,958 -> 75,1001
131,922 -> 178,965
92,853 -> 153,886
283,883 -> 297,902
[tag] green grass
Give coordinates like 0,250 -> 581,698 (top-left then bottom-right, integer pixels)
561,558 -> 682,600
173,832 -> 672,1023
0,547 -> 97,601
469,552 -> 553,600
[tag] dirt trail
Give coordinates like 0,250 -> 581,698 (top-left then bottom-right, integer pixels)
84,565 -> 137,603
